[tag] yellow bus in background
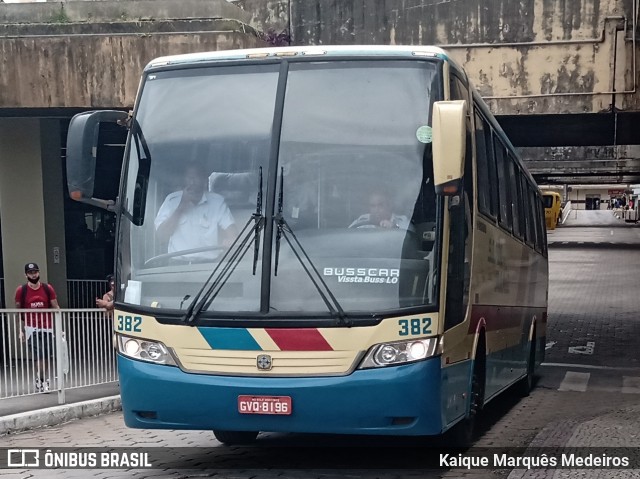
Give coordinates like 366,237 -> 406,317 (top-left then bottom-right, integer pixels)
543,191 -> 562,229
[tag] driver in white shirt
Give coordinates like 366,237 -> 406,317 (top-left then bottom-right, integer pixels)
155,162 -> 237,260
349,191 -> 410,230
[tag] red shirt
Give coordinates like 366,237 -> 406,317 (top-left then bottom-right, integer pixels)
14,283 -> 57,329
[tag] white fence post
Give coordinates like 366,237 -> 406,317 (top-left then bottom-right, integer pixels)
54,310 -> 65,405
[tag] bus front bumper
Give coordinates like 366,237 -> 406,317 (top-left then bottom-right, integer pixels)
118,354 -> 452,436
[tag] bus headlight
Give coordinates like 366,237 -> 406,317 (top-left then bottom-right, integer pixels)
117,335 -> 177,366
358,337 -> 441,369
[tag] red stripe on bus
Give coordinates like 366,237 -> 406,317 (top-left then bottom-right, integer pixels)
468,305 -> 547,334
265,329 -> 334,351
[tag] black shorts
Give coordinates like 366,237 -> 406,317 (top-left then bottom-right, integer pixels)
28,331 -> 53,359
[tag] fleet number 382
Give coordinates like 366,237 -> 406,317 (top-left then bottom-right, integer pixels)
116,315 -> 142,332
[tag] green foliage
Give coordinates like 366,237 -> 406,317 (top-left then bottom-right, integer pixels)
50,8 -> 70,24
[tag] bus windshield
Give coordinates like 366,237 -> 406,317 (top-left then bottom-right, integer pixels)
119,59 -> 442,316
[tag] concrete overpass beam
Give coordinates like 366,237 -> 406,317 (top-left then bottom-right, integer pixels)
526,158 -> 640,175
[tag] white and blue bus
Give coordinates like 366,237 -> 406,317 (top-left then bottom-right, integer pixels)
66,45 -> 548,445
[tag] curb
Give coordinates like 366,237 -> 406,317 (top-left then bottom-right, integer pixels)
0,395 -> 121,436
548,241 -> 640,249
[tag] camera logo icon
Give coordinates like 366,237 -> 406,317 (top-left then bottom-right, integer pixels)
7,449 -> 40,467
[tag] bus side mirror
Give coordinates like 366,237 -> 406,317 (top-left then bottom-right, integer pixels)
432,100 -> 467,196
66,110 -> 129,211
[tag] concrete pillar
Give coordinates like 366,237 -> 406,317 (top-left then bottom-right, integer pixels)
41,119 -> 68,307
0,118 -> 68,308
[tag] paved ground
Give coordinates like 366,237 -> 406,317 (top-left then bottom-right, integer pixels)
2,211 -> 640,478
560,209 -> 629,227
550,210 -> 640,246
0,383 -> 119,417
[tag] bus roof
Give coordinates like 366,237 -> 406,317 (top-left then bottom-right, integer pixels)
145,45 -> 452,70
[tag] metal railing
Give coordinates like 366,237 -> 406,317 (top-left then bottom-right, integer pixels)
67,279 -> 110,309
560,200 -> 572,224
0,308 -> 117,405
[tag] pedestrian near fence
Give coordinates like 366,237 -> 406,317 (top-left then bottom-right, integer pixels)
15,262 -> 60,393
96,274 -> 115,319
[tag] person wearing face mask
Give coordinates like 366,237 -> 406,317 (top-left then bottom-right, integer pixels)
155,161 -> 238,262
15,262 -> 60,393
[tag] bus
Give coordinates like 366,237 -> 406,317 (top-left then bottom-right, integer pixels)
65,45 -> 548,445
542,191 -> 562,230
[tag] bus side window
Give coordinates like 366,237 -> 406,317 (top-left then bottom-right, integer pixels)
444,122 -> 473,330
445,191 -> 471,330
412,145 -> 437,251
444,75 -> 473,330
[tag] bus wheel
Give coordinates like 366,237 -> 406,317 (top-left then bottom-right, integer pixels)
517,336 -> 536,397
213,430 -> 259,445
446,349 -> 485,447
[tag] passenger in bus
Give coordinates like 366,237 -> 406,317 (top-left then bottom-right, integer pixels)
96,274 -> 115,318
349,191 -> 411,230
154,162 -> 238,260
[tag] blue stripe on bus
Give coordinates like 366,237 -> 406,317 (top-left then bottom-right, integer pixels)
197,327 -> 262,351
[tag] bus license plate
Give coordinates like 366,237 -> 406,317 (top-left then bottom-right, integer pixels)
238,395 -> 292,415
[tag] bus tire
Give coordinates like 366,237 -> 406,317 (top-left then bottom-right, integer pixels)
516,334 -> 536,397
213,430 -> 259,445
445,340 -> 485,447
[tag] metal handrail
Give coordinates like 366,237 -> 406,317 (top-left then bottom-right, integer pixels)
67,279 -> 110,309
560,201 -> 572,224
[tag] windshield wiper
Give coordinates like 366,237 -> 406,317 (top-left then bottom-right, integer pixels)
274,167 -> 284,276
273,172 -> 351,327
253,167 -> 263,275
183,170 -> 264,324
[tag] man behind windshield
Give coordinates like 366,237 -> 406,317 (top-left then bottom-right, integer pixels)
155,161 -> 237,261
349,191 -> 411,230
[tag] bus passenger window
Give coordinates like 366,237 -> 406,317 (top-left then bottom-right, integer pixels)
444,139 -> 473,330
445,192 -> 471,330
